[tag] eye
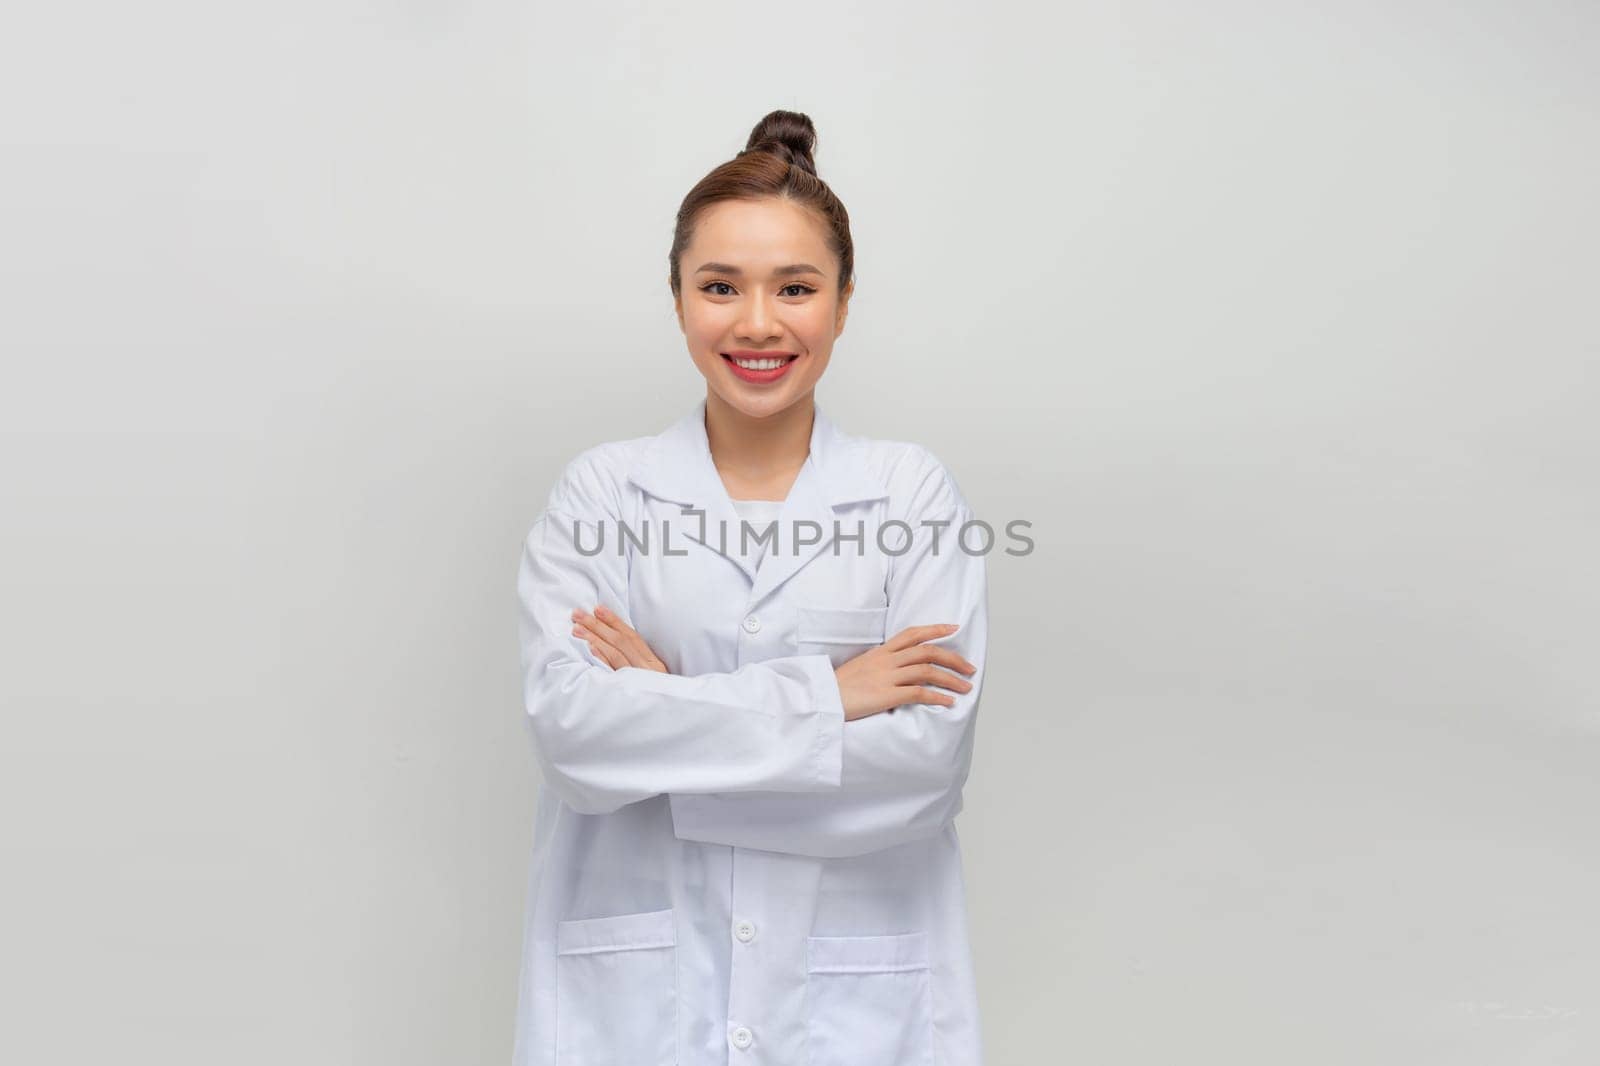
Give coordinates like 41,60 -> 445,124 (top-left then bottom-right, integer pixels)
780,283 -> 817,297
699,281 -> 736,296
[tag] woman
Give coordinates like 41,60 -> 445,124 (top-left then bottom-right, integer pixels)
514,109 -> 989,1065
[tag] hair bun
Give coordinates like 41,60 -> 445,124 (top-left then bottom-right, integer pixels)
668,106 -> 854,299
741,109 -> 819,176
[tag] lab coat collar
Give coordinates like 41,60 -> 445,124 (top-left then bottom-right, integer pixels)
626,397 -> 888,599
627,397 -> 885,508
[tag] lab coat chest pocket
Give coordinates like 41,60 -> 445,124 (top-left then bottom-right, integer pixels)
805,930 -> 934,1066
794,604 -> 889,670
554,907 -> 677,1065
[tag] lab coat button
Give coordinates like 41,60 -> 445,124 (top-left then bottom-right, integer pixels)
742,615 -> 761,633
731,1026 -> 753,1050
735,919 -> 756,942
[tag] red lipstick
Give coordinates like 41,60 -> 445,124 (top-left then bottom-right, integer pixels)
721,351 -> 799,384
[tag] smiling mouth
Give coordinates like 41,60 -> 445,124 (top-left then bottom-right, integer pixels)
722,353 -> 800,370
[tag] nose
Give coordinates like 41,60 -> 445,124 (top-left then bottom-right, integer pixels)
735,291 -> 783,343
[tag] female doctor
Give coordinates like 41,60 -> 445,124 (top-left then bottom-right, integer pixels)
513,109 -> 989,1066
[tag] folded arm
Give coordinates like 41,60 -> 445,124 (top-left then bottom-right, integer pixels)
668,453 -> 990,858
516,456 -> 846,816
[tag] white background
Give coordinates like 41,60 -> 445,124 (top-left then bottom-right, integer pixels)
3,1 -> 1597,1062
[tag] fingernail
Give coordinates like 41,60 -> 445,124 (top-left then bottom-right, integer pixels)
595,606 -> 609,618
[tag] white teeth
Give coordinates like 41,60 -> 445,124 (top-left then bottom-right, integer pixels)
732,356 -> 791,370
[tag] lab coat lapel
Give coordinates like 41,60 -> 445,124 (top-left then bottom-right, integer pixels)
750,404 -> 891,603
627,400 -> 756,585
748,454 -> 831,604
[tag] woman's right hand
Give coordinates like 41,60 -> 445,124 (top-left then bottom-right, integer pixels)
834,623 -> 977,722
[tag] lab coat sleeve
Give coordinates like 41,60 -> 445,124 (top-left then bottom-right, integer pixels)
517,453 -> 845,816
668,453 -> 989,858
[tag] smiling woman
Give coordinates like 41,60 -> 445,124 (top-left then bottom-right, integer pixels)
513,109 -> 989,1066
669,134 -> 854,425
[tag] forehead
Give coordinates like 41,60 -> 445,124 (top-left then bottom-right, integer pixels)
686,198 -> 833,271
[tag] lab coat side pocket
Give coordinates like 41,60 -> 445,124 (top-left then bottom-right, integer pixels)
554,907 -> 678,1066
805,930 -> 934,1066
795,605 -> 890,670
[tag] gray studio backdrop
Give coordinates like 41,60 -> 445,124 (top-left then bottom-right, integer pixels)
3,1 -> 1596,1063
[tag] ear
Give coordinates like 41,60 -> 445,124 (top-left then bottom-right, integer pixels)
834,279 -> 853,337
670,279 -> 684,332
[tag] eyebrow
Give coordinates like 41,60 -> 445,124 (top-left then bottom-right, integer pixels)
693,262 -> 826,278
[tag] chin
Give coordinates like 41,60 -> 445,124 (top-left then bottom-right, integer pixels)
718,391 -> 782,416
711,386 -> 807,422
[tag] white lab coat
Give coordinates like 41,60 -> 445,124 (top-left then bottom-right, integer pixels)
512,397 -> 987,1065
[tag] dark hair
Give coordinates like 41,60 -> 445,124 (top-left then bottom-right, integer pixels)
668,109 -> 854,299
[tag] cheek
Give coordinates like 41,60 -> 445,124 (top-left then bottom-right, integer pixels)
683,303 -> 731,337
793,305 -> 838,345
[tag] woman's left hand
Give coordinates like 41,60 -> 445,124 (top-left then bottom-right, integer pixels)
571,605 -> 670,673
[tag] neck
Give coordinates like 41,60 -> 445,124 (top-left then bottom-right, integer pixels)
703,391 -> 814,489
